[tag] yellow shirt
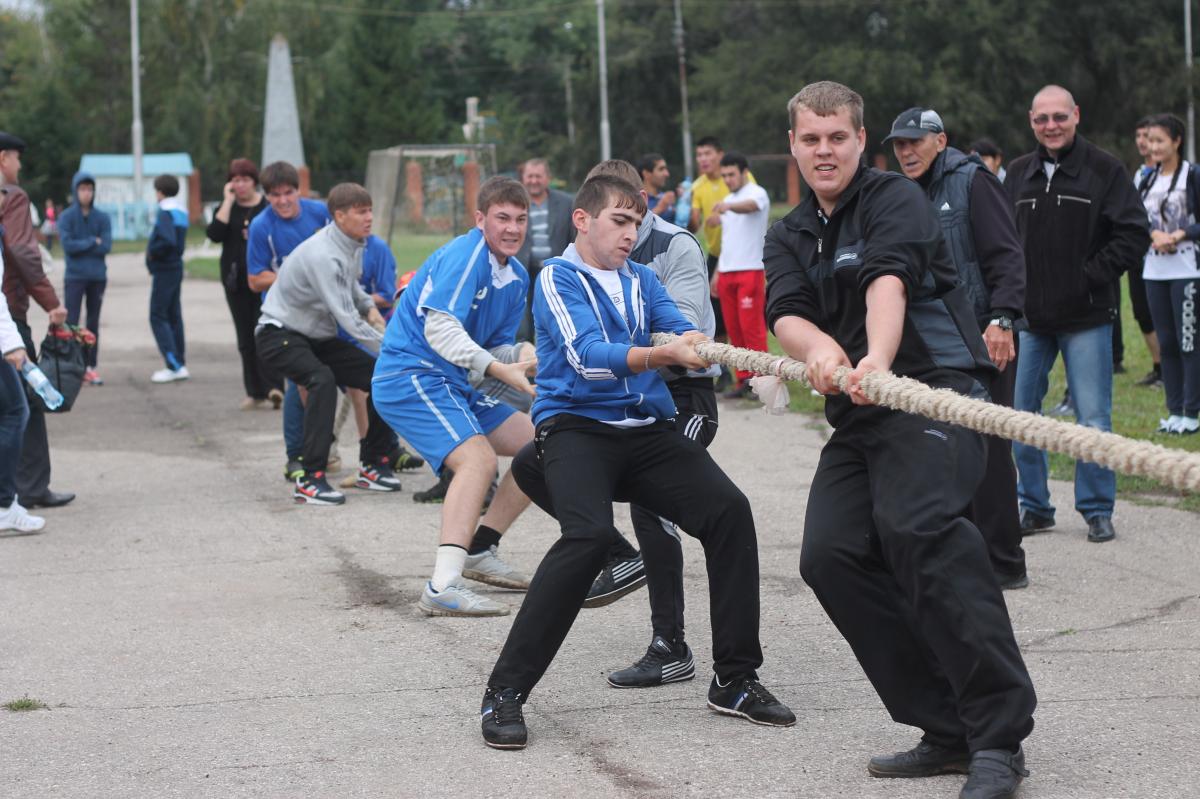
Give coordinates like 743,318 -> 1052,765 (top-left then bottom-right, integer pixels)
691,171 -> 756,257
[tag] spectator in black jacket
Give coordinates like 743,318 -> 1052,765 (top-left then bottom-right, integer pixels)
1005,85 -> 1151,544
767,81 -> 1035,799
886,106 -> 1029,589
205,158 -> 278,410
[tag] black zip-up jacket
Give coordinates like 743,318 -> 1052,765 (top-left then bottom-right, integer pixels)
1005,135 -> 1150,334
764,166 -> 995,427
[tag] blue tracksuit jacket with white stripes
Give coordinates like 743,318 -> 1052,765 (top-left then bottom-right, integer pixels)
532,244 -> 695,426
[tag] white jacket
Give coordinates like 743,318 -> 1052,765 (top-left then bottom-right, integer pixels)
0,251 -> 25,355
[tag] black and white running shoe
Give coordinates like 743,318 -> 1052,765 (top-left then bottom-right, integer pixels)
707,674 -> 796,727
293,471 -> 345,505
607,635 -> 695,688
481,686 -> 527,750
582,553 -> 647,608
356,459 -> 402,491
390,444 -> 425,471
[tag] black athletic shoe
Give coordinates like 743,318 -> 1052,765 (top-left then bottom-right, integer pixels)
997,570 -> 1029,590
389,444 -> 425,471
1135,368 -> 1163,388
1047,391 -> 1074,418
293,471 -> 345,506
1019,510 -> 1055,536
868,740 -> 970,778
706,675 -> 796,727
413,469 -> 452,504
582,554 -> 647,609
607,635 -> 695,688
481,686 -> 527,750
356,459 -> 402,492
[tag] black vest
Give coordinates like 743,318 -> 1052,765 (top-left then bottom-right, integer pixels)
927,147 -> 989,320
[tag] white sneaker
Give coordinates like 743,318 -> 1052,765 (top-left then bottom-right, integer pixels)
0,502 -> 46,534
463,545 -> 531,590
1180,416 -> 1200,435
150,366 -> 189,383
418,580 -> 509,617
1158,415 -> 1184,433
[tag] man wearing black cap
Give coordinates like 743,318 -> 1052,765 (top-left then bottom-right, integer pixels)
0,132 -> 75,510
884,107 -> 1029,590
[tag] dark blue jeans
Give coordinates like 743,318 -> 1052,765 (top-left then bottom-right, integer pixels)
0,360 -> 30,508
149,269 -> 185,369
64,278 -> 106,368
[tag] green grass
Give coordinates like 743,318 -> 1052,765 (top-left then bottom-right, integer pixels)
769,290 -> 1200,512
185,257 -> 220,282
4,696 -> 47,712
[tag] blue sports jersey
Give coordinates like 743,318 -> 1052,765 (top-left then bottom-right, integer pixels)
246,198 -> 331,278
361,235 -> 397,309
374,227 -> 527,385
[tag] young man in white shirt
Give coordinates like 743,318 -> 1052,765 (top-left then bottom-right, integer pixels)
707,152 -> 770,398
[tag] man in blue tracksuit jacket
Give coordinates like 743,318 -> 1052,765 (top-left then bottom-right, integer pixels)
58,170 -> 111,381
146,173 -> 189,383
479,175 -> 795,751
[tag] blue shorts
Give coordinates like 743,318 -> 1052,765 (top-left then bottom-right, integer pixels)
372,370 -> 516,475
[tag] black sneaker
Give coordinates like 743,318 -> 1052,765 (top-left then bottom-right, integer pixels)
608,635 -> 695,688
1019,510 -> 1055,536
413,469 -> 453,504
293,471 -> 345,505
389,444 -> 425,471
1086,516 -> 1116,543
706,675 -> 796,727
283,457 -> 304,482
997,570 -> 1029,590
481,686 -> 527,750
582,553 -> 647,608
1047,391 -> 1074,418
960,747 -> 1028,799
868,740 -> 970,778
356,459 -> 402,492
1135,368 -> 1163,388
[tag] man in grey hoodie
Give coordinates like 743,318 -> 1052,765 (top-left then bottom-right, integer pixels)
255,183 -> 399,505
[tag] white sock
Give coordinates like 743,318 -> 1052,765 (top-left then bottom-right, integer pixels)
431,545 -> 468,592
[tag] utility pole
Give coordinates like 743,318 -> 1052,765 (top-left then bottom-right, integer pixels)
673,0 -> 693,179
1187,0 -> 1196,161
596,0 -> 611,161
130,0 -> 144,210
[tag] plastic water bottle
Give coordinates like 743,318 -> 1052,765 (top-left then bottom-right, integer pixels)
21,361 -> 63,410
673,178 -> 693,228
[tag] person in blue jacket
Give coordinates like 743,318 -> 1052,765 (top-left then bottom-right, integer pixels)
58,171 -> 111,385
479,175 -> 795,751
146,174 -> 189,383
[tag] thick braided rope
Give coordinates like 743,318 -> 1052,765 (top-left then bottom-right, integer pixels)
652,333 -> 1200,494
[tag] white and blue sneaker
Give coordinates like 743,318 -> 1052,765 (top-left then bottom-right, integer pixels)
418,580 -> 509,617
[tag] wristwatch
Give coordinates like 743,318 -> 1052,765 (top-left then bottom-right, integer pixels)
988,315 -> 1014,331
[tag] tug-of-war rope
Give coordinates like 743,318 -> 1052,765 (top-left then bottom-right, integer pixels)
651,333 -> 1200,494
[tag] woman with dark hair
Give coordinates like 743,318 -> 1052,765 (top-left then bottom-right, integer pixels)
205,158 -> 279,409
1140,114 -> 1200,434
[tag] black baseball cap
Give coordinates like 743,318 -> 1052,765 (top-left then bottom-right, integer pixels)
0,132 -> 26,152
881,108 -> 945,144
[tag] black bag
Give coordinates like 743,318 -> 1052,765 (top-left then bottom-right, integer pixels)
34,326 -> 86,412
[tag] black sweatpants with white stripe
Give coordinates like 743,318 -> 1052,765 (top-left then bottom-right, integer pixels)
494,411 -> 761,695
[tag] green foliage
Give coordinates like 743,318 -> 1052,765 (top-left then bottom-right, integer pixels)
1,0 -> 1194,209
4,696 -> 47,712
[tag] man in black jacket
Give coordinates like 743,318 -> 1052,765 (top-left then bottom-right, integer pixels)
885,107 -> 1029,589
1005,85 -> 1150,544
767,81 -> 1035,799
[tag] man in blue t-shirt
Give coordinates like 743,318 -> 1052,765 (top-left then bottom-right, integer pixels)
247,162 -> 331,480
372,176 -> 536,618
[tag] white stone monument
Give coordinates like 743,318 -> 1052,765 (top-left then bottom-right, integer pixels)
262,34 -> 306,171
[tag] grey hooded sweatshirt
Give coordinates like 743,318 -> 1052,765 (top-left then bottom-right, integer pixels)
257,223 -> 382,353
